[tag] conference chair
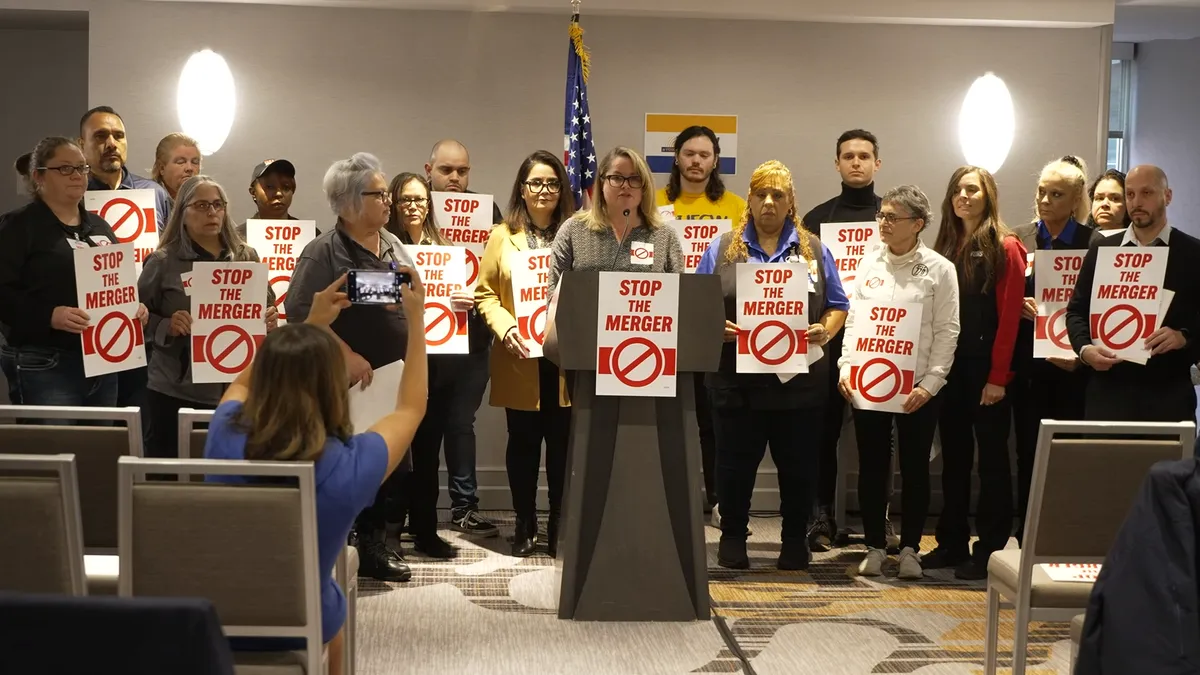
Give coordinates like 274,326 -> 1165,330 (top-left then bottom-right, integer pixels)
983,419 -> 1195,675
0,405 -> 142,593
177,408 -> 359,675
1069,613 -> 1084,673
118,456 -> 324,675
0,453 -> 86,595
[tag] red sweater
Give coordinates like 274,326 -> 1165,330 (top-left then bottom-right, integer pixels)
990,235 -> 1028,386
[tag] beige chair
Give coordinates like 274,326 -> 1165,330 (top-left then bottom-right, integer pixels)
118,456 -> 324,675
0,453 -> 86,595
178,407 -> 358,675
983,419 -> 1194,675
1069,613 -> 1085,672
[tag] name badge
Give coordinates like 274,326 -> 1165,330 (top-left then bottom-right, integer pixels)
89,235 -> 112,246
630,241 -> 654,265
66,236 -> 88,250
181,272 -> 194,296
657,204 -> 675,219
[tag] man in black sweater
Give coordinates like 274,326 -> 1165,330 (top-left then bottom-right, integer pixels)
1066,165 -> 1200,423
800,129 -> 885,552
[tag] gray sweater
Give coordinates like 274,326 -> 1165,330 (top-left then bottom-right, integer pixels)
548,214 -> 684,299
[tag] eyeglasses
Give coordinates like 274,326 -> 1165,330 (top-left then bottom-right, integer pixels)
188,200 -> 227,213
398,196 -> 428,207
39,164 -> 90,177
876,212 -> 919,225
362,190 -> 392,203
602,174 -> 645,189
524,179 -> 562,194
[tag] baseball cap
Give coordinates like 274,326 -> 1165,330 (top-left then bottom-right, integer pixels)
250,158 -> 296,185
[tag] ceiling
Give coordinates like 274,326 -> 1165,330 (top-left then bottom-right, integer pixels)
1116,0 -> 1200,40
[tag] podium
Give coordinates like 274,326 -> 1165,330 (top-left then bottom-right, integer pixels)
544,270 -> 724,621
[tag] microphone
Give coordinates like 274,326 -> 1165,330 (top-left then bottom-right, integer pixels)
608,208 -> 633,270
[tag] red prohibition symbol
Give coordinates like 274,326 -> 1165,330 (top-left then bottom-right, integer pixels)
609,337 -> 664,388
856,357 -> 904,404
1047,308 -> 1071,350
203,325 -> 257,374
465,250 -> 480,287
424,302 -> 460,347
520,304 -> 548,344
747,320 -> 798,366
1097,303 -> 1144,351
269,275 -> 290,320
88,311 -> 139,363
100,197 -> 148,243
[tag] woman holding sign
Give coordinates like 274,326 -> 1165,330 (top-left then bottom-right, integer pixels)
139,176 -> 278,460
695,160 -> 849,571
927,166 -> 1027,580
475,150 -> 576,556
837,185 -> 960,580
0,136 -> 147,408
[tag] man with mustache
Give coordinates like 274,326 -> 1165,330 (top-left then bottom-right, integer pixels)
80,106 -> 171,411
1066,165 -> 1200,425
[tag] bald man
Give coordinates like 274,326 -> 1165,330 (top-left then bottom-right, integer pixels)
425,139 -> 504,224
1065,165 -> 1200,423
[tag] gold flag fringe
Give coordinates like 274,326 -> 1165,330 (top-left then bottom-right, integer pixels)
570,18 -> 591,83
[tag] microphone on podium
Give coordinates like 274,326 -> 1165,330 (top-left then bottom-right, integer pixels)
608,209 -> 633,270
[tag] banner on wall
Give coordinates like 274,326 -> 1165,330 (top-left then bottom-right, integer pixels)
644,114 -> 738,175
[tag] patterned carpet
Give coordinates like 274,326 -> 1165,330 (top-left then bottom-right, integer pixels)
354,512 -> 1076,675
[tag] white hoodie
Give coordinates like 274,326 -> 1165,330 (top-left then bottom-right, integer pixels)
837,240 -> 961,395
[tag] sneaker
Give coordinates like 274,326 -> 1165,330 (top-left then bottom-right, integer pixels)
710,502 -> 722,528
857,547 -> 886,577
897,547 -> 923,580
883,517 -> 901,555
718,538 -> 749,569
954,557 -> 989,581
415,535 -> 458,560
451,509 -> 499,538
777,538 -> 810,571
920,547 -> 970,570
807,512 -> 836,553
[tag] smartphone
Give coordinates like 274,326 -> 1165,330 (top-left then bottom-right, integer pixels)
346,269 -> 411,305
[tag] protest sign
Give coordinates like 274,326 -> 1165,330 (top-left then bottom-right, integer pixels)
190,262 -> 267,383
846,301 -> 923,413
735,263 -> 808,374
75,243 -> 145,376
406,245 -> 469,354
244,219 -> 317,323
596,273 -> 679,397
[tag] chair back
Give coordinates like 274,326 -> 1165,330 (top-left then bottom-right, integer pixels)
117,456 -> 322,675
0,453 -> 86,595
1024,420 -> 1195,563
177,408 -> 214,461
0,406 -> 142,552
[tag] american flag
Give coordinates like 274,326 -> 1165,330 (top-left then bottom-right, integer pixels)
564,12 -> 596,209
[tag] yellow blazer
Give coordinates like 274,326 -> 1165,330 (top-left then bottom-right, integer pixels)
474,224 -> 570,411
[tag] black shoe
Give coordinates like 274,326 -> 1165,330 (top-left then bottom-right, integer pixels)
777,538 -> 810,571
954,557 -> 990,581
356,532 -> 412,582
512,517 -> 537,557
451,509 -> 499,538
547,512 -> 559,558
718,538 -> 749,569
807,512 -> 836,553
921,547 -> 971,570
415,535 -> 458,560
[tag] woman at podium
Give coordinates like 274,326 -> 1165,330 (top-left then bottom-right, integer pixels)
694,160 -> 849,571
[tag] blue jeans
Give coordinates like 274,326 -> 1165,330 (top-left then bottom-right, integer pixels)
437,345 -> 491,515
0,345 -> 118,410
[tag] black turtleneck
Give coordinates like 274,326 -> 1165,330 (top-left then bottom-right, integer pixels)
800,182 -> 881,240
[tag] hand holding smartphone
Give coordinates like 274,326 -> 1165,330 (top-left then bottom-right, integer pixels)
346,269 -> 413,305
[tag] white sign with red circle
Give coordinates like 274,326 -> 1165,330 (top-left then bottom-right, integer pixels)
845,301 -> 922,413
1033,250 -> 1085,359
190,262 -> 268,383
1088,249 -> 1167,364
667,219 -> 732,274
245,219 -> 317,324
735,263 -> 808,374
84,189 -> 158,277
820,221 -> 879,298
431,192 -> 494,290
74,242 -> 146,377
509,250 -> 552,359
596,272 -> 680,397
405,245 -> 469,354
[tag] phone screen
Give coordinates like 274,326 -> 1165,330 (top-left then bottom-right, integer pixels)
348,270 -> 399,305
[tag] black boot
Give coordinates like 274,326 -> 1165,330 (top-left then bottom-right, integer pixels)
356,529 -> 412,582
777,538 -> 810,571
547,511 -> 560,558
718,537 -> 749,569
512,516 -> 537,557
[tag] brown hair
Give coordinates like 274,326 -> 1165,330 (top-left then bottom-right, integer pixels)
935,165 -> 1012,292
504,150 -> 577,235
27,136 -> 82,198
235,324 -> 352,462
386,172 -> 450,246
725,160 -> 814,265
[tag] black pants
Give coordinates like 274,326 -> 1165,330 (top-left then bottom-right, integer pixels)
506,359 -> 571,521
1011,361 -> 1086,541
854,397 -> 941,551
713,403 -> 822,542
935,357 -> 1013,561
143,388 -> 213,459
815,333 -> 845,511
694,374 -> 717,506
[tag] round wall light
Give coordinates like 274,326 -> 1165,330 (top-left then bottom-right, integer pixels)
958,72 -> 1014,173
177,49 -> 236,156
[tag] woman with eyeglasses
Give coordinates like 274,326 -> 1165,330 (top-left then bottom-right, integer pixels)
475,151 -> 576,556
696,160 -> 850,571
547,146 -> 683,298
925,165 -> 1026,581
0,136 -> 148,407
150,133 -> 201,203
287,152 -> 418,583
837,185 -> 960,580
138,176 -> 277,460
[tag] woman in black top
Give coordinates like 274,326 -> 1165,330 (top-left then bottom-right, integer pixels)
0,136 -> 147,407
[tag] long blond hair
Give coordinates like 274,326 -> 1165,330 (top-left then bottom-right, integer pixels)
725,160 -> 814,264
582,146 -> 661,232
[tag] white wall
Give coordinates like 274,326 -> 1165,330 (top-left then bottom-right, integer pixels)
83,0 -> 1111,507
1130,37 -> 1200,239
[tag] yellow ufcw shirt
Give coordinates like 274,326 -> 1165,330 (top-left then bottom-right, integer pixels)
655,187 -> 746,223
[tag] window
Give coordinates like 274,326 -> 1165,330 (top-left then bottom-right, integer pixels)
1108,57 -> 1133,172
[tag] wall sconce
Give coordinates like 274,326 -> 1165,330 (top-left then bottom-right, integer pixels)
177,50 -> 236,156
958,72 -> 1014,173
